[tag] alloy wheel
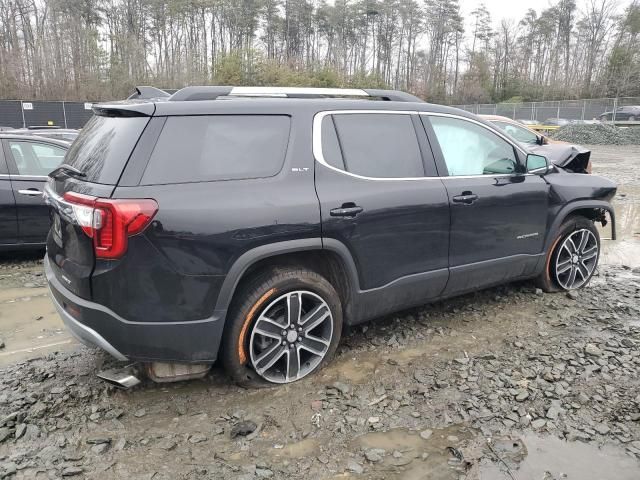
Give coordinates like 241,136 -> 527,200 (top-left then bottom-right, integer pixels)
554,228 -> 599,290
249,290 -> 333,383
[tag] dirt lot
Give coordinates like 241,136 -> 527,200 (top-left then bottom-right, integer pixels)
1,145 -> 639,479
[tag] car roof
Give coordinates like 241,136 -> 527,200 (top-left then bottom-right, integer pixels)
0,133 -> 71,147
94,97 -> 480,121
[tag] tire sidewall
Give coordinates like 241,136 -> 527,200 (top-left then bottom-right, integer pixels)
548,217 -> 600,291
222,269 -> 342,388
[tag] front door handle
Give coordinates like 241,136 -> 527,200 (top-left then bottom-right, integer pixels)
330,205 -> 363,217
18,189 -> 43,196
452,193 -> 478,204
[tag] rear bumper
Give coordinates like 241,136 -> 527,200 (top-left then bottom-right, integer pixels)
45,255 -> 226,363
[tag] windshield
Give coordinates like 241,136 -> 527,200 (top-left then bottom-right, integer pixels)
492,121 -> 539,145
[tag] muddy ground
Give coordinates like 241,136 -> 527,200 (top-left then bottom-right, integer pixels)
0,145 -> 639,479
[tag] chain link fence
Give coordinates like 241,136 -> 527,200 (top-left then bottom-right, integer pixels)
454,97 -> 640,122
2,96 -> 640,129
0,100 -> 95,129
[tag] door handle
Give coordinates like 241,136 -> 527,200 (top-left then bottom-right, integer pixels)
330,205 -> 363,217
452,193 -> 478,204
18,189 -> 43,196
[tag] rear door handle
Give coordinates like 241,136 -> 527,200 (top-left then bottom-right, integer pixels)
18,189 -> 43,196
452,193 -> 478,204
330,205 -> 363,217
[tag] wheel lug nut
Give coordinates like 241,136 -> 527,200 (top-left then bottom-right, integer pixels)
282,330 -> 287,336
281,341 -> 286,346
298,327 -> 302,332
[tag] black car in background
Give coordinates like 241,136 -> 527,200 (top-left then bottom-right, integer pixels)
0,133 -> 68,249
8,128 -> 79,143
599,105 -> 640,121
44,86 -> 616,387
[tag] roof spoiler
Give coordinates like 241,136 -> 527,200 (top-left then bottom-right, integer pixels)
165,86 -> 425,103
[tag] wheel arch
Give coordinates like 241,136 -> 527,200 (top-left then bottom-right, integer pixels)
214,238 -> 360,318
544,200 -> 615,252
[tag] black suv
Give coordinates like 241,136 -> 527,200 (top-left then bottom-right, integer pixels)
44,86 -> 616,386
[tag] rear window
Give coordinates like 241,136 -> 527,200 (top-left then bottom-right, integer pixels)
64,115 -> 149,184
141,115 -> 290,185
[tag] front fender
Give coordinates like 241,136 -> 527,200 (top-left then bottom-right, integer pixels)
544,200 -> 616,252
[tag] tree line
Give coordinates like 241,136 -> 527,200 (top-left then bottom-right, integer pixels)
0,0 -> 638,104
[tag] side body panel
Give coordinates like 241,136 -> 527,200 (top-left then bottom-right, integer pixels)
101,111 -> 321,325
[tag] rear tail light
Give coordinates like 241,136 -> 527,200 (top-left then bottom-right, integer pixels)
63,192 -> 158,259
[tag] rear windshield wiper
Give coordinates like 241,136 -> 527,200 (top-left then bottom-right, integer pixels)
50,164 -> 86,178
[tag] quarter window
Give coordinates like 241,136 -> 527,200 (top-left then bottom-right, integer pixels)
325,113 -> 425,178
429,116 -> 518,176
142,115 -> 290,184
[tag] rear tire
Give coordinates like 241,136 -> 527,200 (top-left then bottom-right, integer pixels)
629,115 -> 636,121
221,267 -> 342,388
536,216 -> 600,293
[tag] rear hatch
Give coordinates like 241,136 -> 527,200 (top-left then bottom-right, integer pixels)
45,104 -> 153,299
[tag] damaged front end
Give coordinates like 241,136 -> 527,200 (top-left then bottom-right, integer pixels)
528,144 -> 592,174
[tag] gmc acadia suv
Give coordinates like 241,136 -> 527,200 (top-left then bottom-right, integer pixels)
44,86 -> 616,387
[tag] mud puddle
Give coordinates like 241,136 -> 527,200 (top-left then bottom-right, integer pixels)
0,286 -> 75,365
349,425 -> 476,480
480,433 -> 640,480
599,188 -> 640,268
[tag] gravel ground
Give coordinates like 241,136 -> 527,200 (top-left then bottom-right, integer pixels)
551,124 -> 640,145
0,146 -> 639,480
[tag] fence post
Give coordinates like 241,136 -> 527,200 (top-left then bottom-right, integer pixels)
612,97 -> 618,122
581,100 -> 586,121
20,101 -> 26,128
556,102 -> 560,120
512,104 -> 516,119
62,101 -> 68,128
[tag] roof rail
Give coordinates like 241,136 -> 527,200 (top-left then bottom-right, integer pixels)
167,86 -> 424,103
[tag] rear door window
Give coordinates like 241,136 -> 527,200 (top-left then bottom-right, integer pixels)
64,115 -> 149,184
328,113 -> 425,178
141,115 -> 291,185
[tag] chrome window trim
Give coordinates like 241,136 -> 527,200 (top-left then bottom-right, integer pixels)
312,110 -> 438,182
312,110 -> 530,181
0,174 -> 48,180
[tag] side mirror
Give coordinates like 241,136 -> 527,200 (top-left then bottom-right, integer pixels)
526,154 -> 550,175
536,135 -> 548,145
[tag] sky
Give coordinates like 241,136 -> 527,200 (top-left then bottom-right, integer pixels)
459,0 -> 634,26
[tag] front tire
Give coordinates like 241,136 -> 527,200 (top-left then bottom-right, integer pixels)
221,267 -> 342,388
537,216 -> 600,293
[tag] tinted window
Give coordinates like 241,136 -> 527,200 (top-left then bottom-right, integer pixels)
142,115 -> 290,184
492,121 -> 538,145
330,114 -> 424,178
64,115 -> 149,184
321,116 -> 345,170
8,140 -> 66,176
430,116 -> 518,176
